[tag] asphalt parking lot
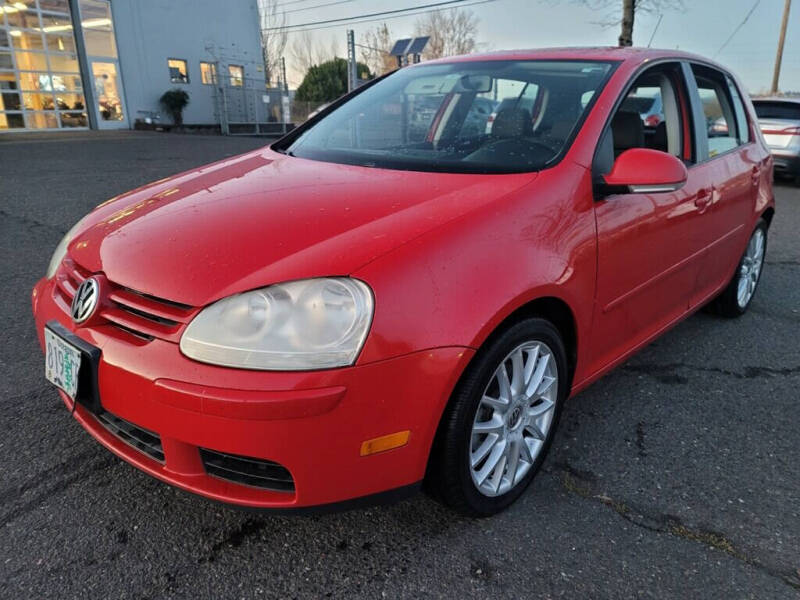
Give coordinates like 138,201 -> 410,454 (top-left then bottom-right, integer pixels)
1,131 -> 799,599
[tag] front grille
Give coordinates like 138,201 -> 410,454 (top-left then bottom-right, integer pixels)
96,411 -> 165,463
53,258 -> 197,342
200,449 -> 295,492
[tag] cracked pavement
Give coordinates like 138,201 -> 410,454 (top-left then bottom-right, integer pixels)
1,131 -> 799,599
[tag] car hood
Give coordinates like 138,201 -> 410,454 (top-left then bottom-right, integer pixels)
69,148 -> 536,306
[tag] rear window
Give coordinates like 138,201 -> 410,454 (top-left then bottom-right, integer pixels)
753,101 -> 800,120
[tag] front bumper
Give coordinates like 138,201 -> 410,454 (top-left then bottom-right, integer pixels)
32,276 -> 473,510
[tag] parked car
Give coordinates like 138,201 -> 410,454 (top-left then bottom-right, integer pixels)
751,97 -> 800,182
33,48 -> 774,516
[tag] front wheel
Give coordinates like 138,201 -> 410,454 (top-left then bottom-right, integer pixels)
709,220 -> 767,318
426,318 -> 569,517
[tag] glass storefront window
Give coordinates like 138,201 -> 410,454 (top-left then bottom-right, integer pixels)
0,71 -> 16,89
39,14 -> 72,32
92,61 -> 122,121
59,111 -> 87,127
8,30 -> 45,51
0,112 -> 25,128
1,91 -> 21,110
79,0 -> 117,58
1,0 -> 119,131
14,50 -> 49,71
46,52 -> 79,72
21,71 -> 82,91
5,7 -> 40,29
53,91 -> 84,110
22,91 -> 54,110
46,32 -> 75,53
38,0 -> 69,13
24,110 -> 58,128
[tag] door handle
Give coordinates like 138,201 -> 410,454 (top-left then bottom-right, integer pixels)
694,188 -> 712,209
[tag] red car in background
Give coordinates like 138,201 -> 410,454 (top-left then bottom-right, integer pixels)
33,48 -> 774,516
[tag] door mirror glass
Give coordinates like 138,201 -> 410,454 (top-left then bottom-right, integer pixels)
601,147 -> 687,194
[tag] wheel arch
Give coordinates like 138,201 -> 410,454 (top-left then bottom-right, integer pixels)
761,206 -> 775,228
481,296 -> 578,387
423,293 -> 579,492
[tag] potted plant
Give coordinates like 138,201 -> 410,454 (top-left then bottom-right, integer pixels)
159,88 -> 190,127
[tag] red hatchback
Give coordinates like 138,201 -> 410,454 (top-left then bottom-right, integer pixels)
32,48 -> 774,516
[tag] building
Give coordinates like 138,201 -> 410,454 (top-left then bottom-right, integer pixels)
0,0 -> 266,132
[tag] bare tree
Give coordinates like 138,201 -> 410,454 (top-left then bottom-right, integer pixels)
413,8 -> 480,59
576,0 -> 684,46
290,30 -> 339,74
258,0 -> 288,86
359,23 -> 396,76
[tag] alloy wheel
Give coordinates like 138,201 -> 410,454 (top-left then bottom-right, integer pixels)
469,341 -> 558,497
737,228 -> 765,309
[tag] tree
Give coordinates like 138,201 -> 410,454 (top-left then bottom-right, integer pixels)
290,30 -> 340,75
295,58 -> 371,103
359,23 -> 397,76
413,8 -> 480,59
159,89 -> 190,126
575,0 -> 684,47
259,0 -> 288,86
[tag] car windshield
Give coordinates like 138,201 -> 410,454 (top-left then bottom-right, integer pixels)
275,60 -> 615,174
753,101 -> 800,121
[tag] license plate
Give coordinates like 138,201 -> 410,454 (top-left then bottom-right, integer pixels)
44,327 -> 82,400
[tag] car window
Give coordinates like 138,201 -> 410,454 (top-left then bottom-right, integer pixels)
620,86 -> 662,126
726,76 -> 750,145
277,60 -> 615,174
595,63 -> 686,178
752,101 -> 800,121
690,65 -> 742,159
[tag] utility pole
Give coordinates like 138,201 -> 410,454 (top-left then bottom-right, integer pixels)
771,0 -> 792,95
346,29 -> 357,92
280,56 -> 288,133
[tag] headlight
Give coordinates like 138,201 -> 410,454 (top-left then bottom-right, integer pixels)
180,278 -> 374,370
46,216 -> 90,279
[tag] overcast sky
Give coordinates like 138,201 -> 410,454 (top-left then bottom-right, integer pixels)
279,0 -> 798,94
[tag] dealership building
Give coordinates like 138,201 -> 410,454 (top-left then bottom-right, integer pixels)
0,0 -> 266,132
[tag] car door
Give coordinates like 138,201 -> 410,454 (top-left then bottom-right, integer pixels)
684,63 -> 761,307
587,62 -> 706,376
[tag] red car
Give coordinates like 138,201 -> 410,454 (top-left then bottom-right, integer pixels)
32,48 -> 774,516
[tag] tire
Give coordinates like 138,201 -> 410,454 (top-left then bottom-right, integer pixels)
426,318 -> 569,517
708,219 -> 767,318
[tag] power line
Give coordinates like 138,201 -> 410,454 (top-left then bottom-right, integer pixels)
283,0 -> 495,34
272,0 -> 322,8
282,0 -> 358,15
265,0 -> 476,31
713,0 -> 761,59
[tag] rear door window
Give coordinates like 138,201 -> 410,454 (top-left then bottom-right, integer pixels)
690,64 -> 743,159
752,101 -> 800,120
726,76 -> 750,145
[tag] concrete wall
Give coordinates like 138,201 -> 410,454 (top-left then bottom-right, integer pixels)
110,0 -> 265,125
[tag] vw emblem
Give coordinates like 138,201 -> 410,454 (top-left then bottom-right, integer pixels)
71,277 -> 99,324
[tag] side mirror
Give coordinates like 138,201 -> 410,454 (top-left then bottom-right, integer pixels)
598,148 -> 688,195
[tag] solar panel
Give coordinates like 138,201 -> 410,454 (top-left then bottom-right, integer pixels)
390,38 -> 412,56
406,36 -> 429,55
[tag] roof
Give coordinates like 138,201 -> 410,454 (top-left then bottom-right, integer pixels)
421,46 -> 722,67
